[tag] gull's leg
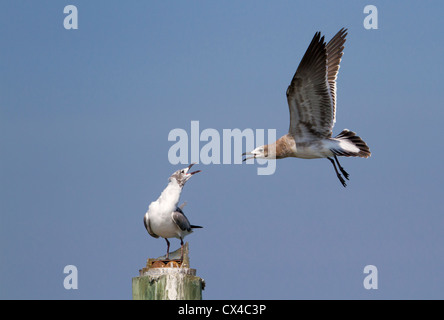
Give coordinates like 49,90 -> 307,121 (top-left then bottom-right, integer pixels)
328,157 -> 347,187
180,238 -> 184,262
165,238 -> 170,260
334,155 -> 349,180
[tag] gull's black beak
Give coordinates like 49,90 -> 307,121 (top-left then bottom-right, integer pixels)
242,152 -> 254,162
187,163 -> 201,175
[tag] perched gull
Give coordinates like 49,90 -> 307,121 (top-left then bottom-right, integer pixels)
144,163 -> 202,260
243,28 -> 371,187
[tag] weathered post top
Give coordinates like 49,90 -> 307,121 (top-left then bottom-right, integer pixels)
132,243 -> 205,300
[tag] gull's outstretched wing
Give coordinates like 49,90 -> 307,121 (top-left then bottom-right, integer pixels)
286,29 -> 347,141
326,28 -> 347,125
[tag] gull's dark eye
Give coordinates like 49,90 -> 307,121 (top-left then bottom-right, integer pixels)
181,170 -> 184,174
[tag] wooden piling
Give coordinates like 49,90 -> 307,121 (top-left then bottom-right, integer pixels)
132,243 -> 205,300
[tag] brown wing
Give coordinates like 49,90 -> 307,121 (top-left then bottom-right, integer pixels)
326,28 -> 347,125
286,29 -> 347,141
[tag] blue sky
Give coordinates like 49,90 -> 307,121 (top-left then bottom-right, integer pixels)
1,1 -> 443,299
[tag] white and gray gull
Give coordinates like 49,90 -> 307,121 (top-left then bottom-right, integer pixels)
243,28 -> 371,187
144,163 -> 202,260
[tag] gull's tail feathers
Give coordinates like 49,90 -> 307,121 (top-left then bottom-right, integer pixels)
331,129 -> 371,158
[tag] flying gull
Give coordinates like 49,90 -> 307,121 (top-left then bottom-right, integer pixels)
243,28 -> 371,187
144,163 -> 202,260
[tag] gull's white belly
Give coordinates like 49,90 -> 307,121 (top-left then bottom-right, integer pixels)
293,140 -> 335,159
147,203 -> 192,239
150,215 -> 182,239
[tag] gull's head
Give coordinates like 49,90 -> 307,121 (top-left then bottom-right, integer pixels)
169,163 -> 201,187
242,145 -> 267,161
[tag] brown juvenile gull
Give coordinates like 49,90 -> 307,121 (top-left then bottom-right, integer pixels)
243,28 -> 371,187
144,163 -> 202,260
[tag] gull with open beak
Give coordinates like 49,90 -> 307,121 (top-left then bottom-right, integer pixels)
243,29 -> 371,187
144,163 -> 202,260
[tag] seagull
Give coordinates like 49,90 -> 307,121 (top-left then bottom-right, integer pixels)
243,28 -> 371,187
144,163 -> 202,260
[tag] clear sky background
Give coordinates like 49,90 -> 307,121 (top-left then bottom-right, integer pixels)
1,1 -> 443,299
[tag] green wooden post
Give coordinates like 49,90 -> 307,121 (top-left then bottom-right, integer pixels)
132,243 -> 205,300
